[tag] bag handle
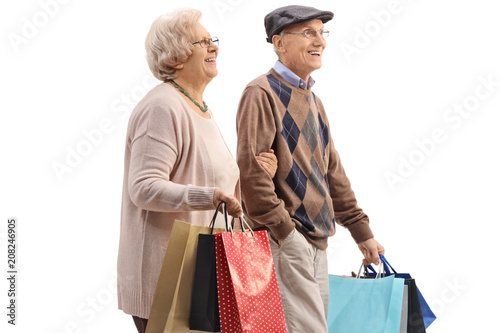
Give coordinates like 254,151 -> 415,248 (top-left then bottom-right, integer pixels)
228,215 -> 251,232
357,260 -> 384,279
212,202 -> 254,237
240,216 -> 254,237
365,255 -> 396,277
227,213 -> 255,238
379,255 -> 398,274
209,201 -> 230,234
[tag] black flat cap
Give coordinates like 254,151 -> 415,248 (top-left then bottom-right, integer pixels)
265,5 -> 334,43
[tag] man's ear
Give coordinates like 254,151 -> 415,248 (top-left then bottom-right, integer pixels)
272,34 -> 286,53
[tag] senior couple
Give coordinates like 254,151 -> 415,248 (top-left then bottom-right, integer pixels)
117,5 -> 385,333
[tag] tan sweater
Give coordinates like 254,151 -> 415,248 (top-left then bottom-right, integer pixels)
236,69 -> 373,250
117,83 -> 237,319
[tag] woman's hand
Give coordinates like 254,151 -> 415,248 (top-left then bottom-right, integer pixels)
213,188 -> 242,218
256,149 -> 278,178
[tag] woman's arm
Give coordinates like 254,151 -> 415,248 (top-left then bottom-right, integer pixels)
128,134 -> 215,212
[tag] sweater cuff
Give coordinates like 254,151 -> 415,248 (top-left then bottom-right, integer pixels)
347,221 -> 374,244
187,185 -> 215,210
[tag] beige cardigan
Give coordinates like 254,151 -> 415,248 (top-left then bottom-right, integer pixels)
117,83 -> 228,318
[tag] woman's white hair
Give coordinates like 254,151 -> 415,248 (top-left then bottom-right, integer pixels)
145,8 -> 201,81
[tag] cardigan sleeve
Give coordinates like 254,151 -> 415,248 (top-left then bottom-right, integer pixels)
236,85 -> 296,242
127,104 -> 215,213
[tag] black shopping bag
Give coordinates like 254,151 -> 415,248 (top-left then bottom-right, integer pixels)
406,279 -> 426,333
189,202 -> 227,332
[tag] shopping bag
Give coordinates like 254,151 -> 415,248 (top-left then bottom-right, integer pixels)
366,255 -> 436,329
146,219 -> 224,333
406,279 -> 426,333
189,202 -> 228,332
400,284 -> 409,333
327,264 -> 405,333
215,220 -> 287,333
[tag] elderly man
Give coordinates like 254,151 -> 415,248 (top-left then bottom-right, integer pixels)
236,5 -> 385,332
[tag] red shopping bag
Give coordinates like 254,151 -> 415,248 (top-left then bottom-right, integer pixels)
215,223 -> 287,333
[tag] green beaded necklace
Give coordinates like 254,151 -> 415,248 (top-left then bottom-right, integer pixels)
168,79 -> 208,112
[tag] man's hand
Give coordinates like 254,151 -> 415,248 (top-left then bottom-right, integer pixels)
357,238 -> 385,265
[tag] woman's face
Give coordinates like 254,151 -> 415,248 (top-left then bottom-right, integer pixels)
179,23 -> 218,84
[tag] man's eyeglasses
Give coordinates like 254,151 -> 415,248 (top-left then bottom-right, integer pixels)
283,29 -> 329,39
192,36 -> 219,48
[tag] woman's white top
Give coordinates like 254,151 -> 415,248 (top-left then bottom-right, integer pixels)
192,112 -> 239,228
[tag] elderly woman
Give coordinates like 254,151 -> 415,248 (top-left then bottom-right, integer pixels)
116,8 -> 276,333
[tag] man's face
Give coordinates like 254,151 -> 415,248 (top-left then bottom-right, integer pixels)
277,19 -> 327,81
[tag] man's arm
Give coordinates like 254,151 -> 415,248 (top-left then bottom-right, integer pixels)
318,100 -> 385,264
326,141 -> 374,243
236,85 -> 295,243
312,95 -> 372,242
326,134 -> 386,264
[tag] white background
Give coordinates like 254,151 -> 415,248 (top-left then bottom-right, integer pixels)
1,0 -> 499,332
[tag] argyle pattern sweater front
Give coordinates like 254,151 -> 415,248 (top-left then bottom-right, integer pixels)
236,69 -> 373,250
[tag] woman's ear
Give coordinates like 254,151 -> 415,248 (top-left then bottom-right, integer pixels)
172,63 -> 184,70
